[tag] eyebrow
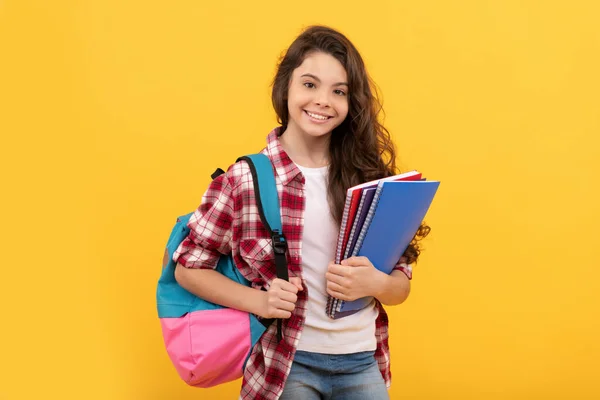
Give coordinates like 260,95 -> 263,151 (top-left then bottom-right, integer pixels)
300,73 -> 349,87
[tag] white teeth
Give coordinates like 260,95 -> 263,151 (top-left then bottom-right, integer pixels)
306,111 -> 329,120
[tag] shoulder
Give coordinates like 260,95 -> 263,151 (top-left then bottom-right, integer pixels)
226,158 -> 251,182
222,149 -> 270,191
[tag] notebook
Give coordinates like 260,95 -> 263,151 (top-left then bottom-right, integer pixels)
344,187 -> 377,259
334,171 -> 422,264
328,180 -> 440,319
327,171 -> 422,316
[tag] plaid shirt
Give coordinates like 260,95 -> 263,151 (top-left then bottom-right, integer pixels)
174,127 -> 413,400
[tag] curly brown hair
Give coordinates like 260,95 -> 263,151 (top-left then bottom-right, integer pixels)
272,25 -> 430,265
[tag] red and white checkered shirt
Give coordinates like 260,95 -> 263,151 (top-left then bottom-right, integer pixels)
174,127 -> 412,400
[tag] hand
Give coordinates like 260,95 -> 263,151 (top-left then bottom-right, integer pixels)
259,277 -> 303,319
325,256 -> 383,302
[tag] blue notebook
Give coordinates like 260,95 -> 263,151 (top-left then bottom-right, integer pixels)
330,180 -> 440,318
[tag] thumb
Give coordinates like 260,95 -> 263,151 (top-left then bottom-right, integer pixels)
341,257 -> 360,266
289,277 -> 303,291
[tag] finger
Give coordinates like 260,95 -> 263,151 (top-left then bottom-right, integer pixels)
326,280 -> 346,295
326,288 -> 347,301
341,256 -> 369,267
325,271 -> 346,286
272,309 -> 292,319
327,263 -> 347,277
268,293 -> 296,312
277,290 -> 298,304
275,279 -> 299,294
270,278 -> 285,289
274,298 -> 296,312
289,277 -> 304,291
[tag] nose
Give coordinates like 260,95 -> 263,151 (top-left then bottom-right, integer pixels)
314,89 -> 331,107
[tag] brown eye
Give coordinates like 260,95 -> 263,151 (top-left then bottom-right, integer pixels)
304,82 -> 316,89
334,89 -> 347,96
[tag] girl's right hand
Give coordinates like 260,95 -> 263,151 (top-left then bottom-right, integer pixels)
260,277 -> 303,319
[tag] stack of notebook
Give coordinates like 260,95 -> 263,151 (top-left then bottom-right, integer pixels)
326,171 -> 440,319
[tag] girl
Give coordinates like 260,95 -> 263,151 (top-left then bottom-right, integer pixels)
173,25 -> 430,400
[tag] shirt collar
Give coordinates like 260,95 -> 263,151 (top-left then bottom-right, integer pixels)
264,127 -> 304,186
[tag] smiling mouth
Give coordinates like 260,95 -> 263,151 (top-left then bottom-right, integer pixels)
304,110 -> 333,121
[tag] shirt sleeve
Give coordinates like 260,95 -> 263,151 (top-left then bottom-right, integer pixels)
173,173 -> 235,269
392,261 -> 413,280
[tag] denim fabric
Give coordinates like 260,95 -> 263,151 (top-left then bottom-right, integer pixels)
278,350 -> 389,400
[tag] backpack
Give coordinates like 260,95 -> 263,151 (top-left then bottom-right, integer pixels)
156,154 -> 289,388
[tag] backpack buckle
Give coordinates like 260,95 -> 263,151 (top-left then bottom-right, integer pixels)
271,230 -> 287,254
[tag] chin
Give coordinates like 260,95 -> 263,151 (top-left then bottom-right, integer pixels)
301,126 -> 334,138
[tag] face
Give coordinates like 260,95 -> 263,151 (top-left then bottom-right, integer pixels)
286,51 -> 349,139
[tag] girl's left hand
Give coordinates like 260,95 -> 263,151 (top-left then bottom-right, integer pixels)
325,256 -> 383,301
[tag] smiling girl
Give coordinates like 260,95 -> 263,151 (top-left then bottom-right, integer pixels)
173,25 -> 430,400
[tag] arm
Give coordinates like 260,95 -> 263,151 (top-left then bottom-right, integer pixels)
173,165 -> 302,319
175,264 -> 303,319
175,264 -> 266,315
172,171 -> 257,311
372,269 -> 411,306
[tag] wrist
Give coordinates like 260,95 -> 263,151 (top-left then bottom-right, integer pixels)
373,269 -> 411,305
370,269 -> 388,299
248,288 -> 268,318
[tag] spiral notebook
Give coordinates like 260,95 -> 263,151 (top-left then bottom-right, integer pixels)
327,171 -> 422,315
327,179 -> 440,319
344,187 -> 377,260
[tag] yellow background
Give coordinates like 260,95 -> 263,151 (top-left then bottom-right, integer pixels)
1,0 -> 599,399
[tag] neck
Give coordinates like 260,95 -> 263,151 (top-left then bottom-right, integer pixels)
278,123 -> 331,168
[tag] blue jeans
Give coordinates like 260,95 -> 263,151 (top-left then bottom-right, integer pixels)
279,350 -> 390,400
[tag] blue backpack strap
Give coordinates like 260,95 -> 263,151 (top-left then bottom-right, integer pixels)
237,153 -> 289,342
236,154 -> 289,282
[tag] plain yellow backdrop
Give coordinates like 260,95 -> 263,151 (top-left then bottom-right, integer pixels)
1,0 -> 599,399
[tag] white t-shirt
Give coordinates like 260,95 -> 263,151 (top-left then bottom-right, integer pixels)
295,164 -> 378,354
